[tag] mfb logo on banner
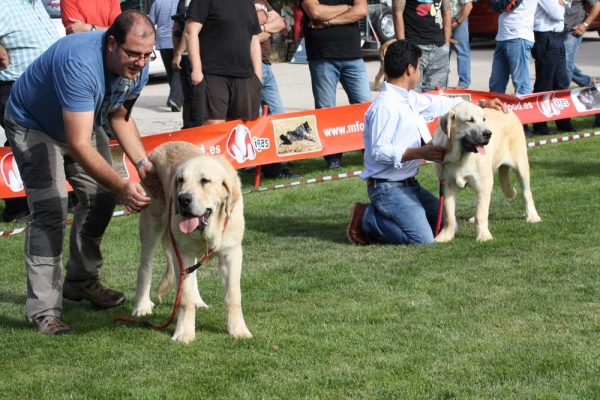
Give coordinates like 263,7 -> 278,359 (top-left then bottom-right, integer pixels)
1,153 -> 24,193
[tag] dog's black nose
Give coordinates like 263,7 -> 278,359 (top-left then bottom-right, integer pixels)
178,193 -> 193,209
483,129 -> 492,139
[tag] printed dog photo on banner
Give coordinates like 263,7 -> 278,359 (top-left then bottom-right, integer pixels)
273,116 -> 322,156
573,85 -> 600,112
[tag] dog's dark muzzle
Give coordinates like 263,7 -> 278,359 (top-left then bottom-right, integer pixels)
177,193 -> 193,214
461,129 -> 492,153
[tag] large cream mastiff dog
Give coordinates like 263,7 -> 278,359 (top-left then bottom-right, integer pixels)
432,101 -> 541,242
132,141 -> 251,343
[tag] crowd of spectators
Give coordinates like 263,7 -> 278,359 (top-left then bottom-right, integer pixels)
1,0 -> 600,335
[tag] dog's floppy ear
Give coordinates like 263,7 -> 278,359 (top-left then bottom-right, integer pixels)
216,156 -> 241,216
221,173 -> 241,217
171,171 -> 181,215
437,110 -> 455,152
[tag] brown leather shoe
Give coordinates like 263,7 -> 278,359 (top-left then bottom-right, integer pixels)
347,202 -> 371,246
63,278 -> 126,308
35,315 -> 70,335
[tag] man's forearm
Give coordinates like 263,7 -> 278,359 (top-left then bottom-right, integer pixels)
328,4 -> 368,25
250,35 -> 262,81
0,45 -> 8,70
443,9 -> 452,45
109,110 -> 150,170
392,0 -> 406,39
302,3 -> 350,21
184,31 -> 201,71
458,2 -> 473,22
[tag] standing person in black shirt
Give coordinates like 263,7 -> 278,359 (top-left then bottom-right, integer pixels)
300,0 -> 372,170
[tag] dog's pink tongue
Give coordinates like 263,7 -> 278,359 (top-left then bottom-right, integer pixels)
476,145 -> 486,155
179,215 -> 200,234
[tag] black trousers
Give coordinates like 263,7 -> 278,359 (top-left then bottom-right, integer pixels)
179,55 -> 203,129
532,31 -> 571,130
1,82 -> 29,222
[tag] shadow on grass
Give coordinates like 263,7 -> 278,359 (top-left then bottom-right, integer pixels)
59,300 -> 228,336
533,158 -> 600,178
0,292 -> 27,306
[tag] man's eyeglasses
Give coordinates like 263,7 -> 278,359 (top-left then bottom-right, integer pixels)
117,43 -> 157,62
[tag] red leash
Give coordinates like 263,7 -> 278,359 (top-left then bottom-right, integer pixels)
114,198 -> 228,330
434,177 -> 445,238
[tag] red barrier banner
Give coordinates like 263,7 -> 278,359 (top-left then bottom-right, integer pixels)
1,85 -> 599,199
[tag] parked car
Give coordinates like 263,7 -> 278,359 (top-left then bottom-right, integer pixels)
43,0 -> 166,76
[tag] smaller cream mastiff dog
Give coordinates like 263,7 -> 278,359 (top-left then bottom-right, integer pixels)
132,141 -> 251,343
432,101 -> 541,242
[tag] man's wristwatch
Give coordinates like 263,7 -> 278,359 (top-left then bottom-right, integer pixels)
582,22 -> 589,28
324,20 -> 332,28
91,24 -> 96,31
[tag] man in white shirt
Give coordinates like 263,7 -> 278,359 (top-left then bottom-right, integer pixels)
348,40 -> 506,246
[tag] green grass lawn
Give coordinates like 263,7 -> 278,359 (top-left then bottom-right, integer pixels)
1,120 -> 600,399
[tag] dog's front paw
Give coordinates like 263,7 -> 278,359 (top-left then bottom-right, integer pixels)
525,213 -> 541,223
194,294 -> 210,309
132,299 -> 155,317
229,325 -> 252,339
171,330 -> 196,344
476,231 -> 493,242
434,228 -> 454,243
435,230 -> 454,243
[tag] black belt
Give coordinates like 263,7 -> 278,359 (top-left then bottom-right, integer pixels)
367,177 -> 418,187
0,81 -> 15,86
535,31 -> 563,37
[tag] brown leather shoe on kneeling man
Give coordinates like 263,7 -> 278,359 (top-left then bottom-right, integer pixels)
347,202 -> 372,245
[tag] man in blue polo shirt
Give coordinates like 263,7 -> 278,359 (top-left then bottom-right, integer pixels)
5,10 -> 162,336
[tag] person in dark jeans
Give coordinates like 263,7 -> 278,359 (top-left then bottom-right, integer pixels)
172,0 -> 203,129
149,0 -> 184,112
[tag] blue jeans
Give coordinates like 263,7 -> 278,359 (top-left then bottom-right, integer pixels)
308,58 -> 371,109
362,181 -> 440,245
489,38 -> 533,95
260,62 -> 286,177
416,44 -> 450,93
450,19 -> 471,88
563,32 -> 593,87
308,58 -> 371,164
261,62 -> 285,115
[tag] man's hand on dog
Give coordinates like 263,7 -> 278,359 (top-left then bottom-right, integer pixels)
119,182 -> 152,213
420,143 -> 446,163
479,98 -> 509,113
138,161 -> 164,199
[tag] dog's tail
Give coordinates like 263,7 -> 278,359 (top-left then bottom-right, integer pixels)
498,165 -> 517,199
157,231 -> 177,301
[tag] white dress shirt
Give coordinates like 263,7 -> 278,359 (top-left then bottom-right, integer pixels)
361,82 -> 462,181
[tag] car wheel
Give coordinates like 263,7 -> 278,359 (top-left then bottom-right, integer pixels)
372,8 -> 395,43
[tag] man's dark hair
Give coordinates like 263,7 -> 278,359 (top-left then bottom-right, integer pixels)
106,10 -> 156,45
384,40 -> 422,80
